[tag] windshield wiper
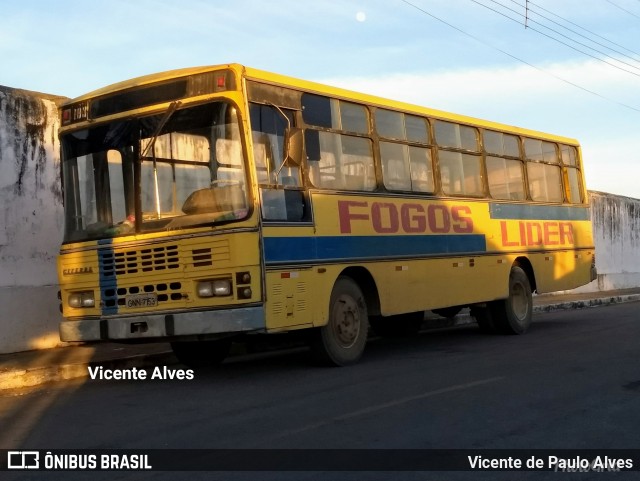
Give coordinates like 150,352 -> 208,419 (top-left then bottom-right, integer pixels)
141,101 -> 181,218
141,100 -> 181,157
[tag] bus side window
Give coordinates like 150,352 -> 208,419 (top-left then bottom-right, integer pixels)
438,151 -> 483,196
259,189 -> 304,221
252,134 -> 269,183
306,128 -> 335,188
249,103 -> 301,186
305,129 -> 375,191
524,138 -> 563,202
341,136 -> 375,191
375,108 -> 433,194
434,120 -> 483,197
484,131 -> 525,201
250,103 -> 305,221
408,146 -> 435,193
381,142 -> 411,191
561,144 -> 583,203
486,156 -> 525,200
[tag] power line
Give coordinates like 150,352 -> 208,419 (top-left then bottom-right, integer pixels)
523,0 -> 640,60
397,0 -> 640,113
606,0 -> 640,20
470,0 -> 640,78
508,0 -> 640,62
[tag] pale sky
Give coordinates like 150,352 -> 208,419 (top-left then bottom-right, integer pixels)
2,0 -> 639,198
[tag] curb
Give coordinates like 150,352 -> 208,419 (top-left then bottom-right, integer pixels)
533,294 -> 640,312
445,293 -> 640,328
1,294 -> 638,391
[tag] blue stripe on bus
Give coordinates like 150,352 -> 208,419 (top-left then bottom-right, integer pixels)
97,238 -> 118,316
264,234 -> 486,264
489,203 -> 590,221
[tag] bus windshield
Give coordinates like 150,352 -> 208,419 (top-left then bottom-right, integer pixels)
61,101 -> 248,242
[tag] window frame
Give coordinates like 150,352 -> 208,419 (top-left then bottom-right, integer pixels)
249,102 -> 309,222
299,92 -> 586,205
301,93 -> 376,193
482,129 -> 526,201
375,107 -> 435,194
523,137 -> 565,203
433,120 -> 484,198
305,129 -> 376,192
560,144 -> 584,204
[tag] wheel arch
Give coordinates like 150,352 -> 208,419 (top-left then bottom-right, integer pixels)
339,266 -> 381,317
513,256 -> 537,293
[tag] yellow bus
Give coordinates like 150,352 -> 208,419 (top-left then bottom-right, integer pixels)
57,63 -> 596,366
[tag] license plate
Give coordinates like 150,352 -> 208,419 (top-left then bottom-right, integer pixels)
125,293 -> 158,308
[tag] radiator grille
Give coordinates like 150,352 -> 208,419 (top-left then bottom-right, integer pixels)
96,240 -> 230,310
99,245 -> 180,276
192,248 -> 213,267
98,240 -> 230,277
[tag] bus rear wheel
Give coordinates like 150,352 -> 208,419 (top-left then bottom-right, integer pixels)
490,266 -> 533,335
171,338 -> 232,368
310,276 -> 369,366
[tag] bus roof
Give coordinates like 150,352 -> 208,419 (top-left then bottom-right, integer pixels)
65,63 -> 579,146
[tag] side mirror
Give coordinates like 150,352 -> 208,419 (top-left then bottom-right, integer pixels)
283,127 -> 303,167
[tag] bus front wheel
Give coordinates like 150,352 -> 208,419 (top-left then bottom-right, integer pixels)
311,276 -> 369,366
490,266 -> 533,335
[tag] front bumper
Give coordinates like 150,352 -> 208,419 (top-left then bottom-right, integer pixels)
59,306 -> 265,342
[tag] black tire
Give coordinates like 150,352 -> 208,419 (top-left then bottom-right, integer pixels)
170,338 -> 232,368
370,312 -> 424,337
310,276 -> 369,366
490,266 -> 533,335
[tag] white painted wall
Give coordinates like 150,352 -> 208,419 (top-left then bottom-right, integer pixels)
0,86 -> 66,353
0,87 -> 638,353
576,191 -> 640,292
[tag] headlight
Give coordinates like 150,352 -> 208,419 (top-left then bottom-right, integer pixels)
197,279 -> 232,297
68,291 -> 95,308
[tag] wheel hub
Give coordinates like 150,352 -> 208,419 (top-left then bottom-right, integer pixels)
511,283 -> 529,320
333,296 -> 361,347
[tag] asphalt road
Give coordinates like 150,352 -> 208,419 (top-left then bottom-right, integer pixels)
2,301 -> 639,481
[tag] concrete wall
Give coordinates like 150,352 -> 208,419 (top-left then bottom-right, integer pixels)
579,191 -> 640,292
0,86 -> 67,353
0,86 -> 638,353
